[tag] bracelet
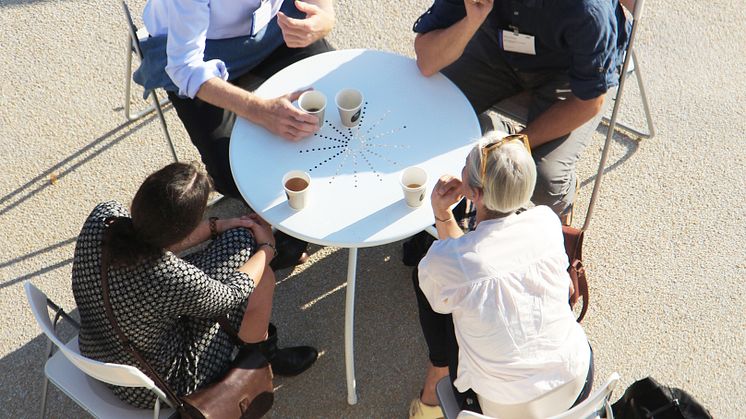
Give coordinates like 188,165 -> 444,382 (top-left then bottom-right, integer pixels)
208,217 -> 219,240
434,214 -> 454,223
257,242 -> 278,258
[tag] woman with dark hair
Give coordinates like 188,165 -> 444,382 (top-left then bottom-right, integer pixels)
71,162 -> 317,408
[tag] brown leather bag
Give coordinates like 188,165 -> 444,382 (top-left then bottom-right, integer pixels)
562,225 -> 589,322
99,219 -> 274,419
180,320 -> 274,419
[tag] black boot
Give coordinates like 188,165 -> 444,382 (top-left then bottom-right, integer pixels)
243,324 -> 318,377
269,231 -> 309,271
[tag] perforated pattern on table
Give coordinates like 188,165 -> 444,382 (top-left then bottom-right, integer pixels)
230,49 -> 481,247
301,104 -> 409,187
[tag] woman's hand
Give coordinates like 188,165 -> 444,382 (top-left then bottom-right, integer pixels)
242,214 -> 276,247
431,175 -> 464,219
218,215 -> 275,245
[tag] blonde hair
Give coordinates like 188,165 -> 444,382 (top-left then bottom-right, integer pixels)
465,131 -> 536,213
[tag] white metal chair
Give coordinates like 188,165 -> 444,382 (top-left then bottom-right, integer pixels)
492,0 -> 652,231
24,281 -> 175,419
122,0 -> 178,163
436,372 -> 621,419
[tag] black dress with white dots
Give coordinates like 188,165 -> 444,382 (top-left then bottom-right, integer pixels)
71,201 -> 256,408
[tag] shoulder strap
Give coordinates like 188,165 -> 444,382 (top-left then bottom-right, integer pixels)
99,219 -> 184,410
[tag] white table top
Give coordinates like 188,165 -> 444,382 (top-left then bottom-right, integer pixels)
230,49 -> 480,248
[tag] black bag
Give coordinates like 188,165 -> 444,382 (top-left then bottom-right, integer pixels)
611,377 -> 712,419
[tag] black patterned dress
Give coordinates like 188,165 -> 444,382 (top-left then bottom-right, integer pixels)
72,201 -> 256,408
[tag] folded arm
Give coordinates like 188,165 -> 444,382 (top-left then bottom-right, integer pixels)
414,0 -> 493,77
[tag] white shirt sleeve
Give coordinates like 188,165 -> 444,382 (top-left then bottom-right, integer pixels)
164,0 -> 229,98
418,239 -> 468,314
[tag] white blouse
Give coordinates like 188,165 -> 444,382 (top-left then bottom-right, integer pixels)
418,205 -> 590,405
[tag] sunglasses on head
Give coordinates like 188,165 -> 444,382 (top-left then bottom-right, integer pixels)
480,134 -> 531,182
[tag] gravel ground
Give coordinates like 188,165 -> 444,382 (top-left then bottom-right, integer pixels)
0,0 -> 743,417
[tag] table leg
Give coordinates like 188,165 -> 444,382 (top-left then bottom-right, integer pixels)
345,247 -> 358,405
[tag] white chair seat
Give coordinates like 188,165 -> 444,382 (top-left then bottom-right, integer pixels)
25,281 -> 175,419
45,337 -> 175,419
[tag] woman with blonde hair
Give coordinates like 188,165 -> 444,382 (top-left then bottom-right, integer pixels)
409,132 -> 592,419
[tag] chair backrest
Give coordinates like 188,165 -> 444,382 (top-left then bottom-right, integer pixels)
122,1 -> 148,59
547,372 -> 620,419
443,372 -> 620,419
24,281 -> 162,391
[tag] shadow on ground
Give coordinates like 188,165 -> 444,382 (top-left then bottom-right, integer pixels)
10,240 -> 428,418
2,309 -> 87,418
0,117 -> 157,220
580,126 -> 641,190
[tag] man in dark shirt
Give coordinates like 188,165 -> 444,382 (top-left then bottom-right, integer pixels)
413,0 -> 630,221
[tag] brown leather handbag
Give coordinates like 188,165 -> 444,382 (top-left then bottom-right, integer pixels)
179,319 -> 274,419
100,221 -> 274,419
563,225 -> 589,322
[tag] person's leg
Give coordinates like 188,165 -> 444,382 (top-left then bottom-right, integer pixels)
411,267 -> 452,406
237,268 -> 275,343
184,229 -> 317,375
522,73 -> 611,216
167,92 -> 241,199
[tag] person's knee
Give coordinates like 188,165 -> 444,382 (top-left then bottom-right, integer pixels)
219,228 -> 255,257
532,159 -> 574,215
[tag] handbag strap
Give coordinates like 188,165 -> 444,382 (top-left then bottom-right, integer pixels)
99,219 -> 184,410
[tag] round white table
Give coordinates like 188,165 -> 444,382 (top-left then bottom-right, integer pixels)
230,49 -> 480,404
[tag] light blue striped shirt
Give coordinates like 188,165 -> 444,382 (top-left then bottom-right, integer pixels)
142,0 -> 283,98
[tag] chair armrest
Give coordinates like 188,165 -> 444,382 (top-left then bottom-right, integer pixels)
436,376 -> 461,419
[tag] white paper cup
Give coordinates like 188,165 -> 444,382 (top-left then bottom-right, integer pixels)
282,170 -> 311,210
335,88 -> 363,128
298,91 -> 326,129
400,167 -> 428,208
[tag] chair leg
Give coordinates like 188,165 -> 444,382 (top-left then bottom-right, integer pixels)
151,92 -> 178,163
39,339 -> 53,419
632,49 -> 655,140
601,49 -> 655,140
124,33 -> 134,121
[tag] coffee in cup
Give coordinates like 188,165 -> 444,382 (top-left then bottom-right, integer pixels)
400,167 -> 428,208
282,170 -> 311,210
298,91 -> 326,129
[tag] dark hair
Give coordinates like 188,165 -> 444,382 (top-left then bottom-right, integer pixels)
107,162 -> 213,266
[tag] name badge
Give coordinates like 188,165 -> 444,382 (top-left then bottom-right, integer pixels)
251,0 -> 275,36
501,30 -> 536,55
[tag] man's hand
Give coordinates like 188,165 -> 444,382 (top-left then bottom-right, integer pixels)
257,89 -> 320,141
277,1 -> 335,48
464,0 -> 494,27
431,175 -> 464,218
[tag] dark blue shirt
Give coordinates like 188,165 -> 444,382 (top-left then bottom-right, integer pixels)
413,0 -> 631,100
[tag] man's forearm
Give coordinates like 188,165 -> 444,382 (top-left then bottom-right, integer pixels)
414,17 -> 482,77
521,95 -> 605,147
196,77 -> 266,124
